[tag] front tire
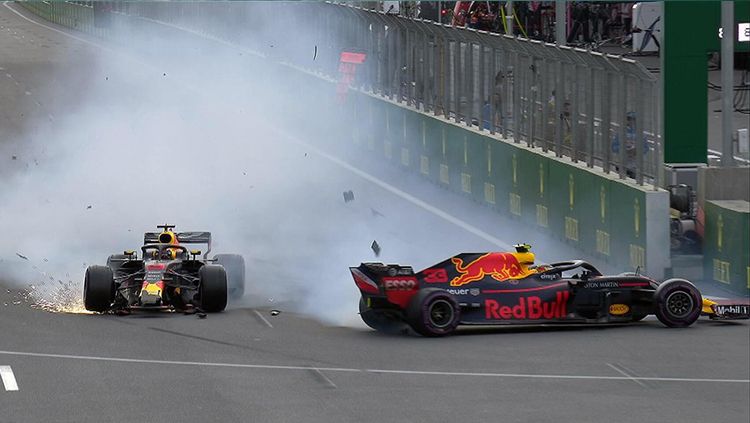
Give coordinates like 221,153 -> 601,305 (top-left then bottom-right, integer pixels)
214,254 -> 245,301
406,288 -> 460,337
84,265 -> 115,312
359,297 -> 408,334
654,278 -> 702,328
199,265 -> 227,312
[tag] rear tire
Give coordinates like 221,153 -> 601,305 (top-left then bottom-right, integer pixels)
359,297 -> 408,334
654,279 -> 702,328
214,254 -> 245,300
199,265 -> 227,312
84,265 -> 115,312
406,288 -> 460,337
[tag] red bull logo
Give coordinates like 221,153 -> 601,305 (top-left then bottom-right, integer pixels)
450,253 -> 534,287
485,292 -> 569,320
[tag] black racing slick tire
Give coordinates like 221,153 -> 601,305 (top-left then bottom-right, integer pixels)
406,288 -> 461,337
214,254 -> 245,301
654,278 -> 702,328
84,265 -> 115,312
359,297 -> 408,335
199,265 -> 228,312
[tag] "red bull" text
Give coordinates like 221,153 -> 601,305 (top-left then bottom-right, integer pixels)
450,253 -> 532,287
485,291 -> 569,320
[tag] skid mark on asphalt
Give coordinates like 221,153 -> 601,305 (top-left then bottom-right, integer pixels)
0,365 -> 19,391
103,318 -> 342,367
252,310 -> 274,328
147,326 -> 255,350
307,366 -> 337,389
0,350 -> 747,385
606,363 -> 649,388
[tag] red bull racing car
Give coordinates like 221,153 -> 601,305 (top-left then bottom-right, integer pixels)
84,225 -> 246,313
351,244 -> 749,336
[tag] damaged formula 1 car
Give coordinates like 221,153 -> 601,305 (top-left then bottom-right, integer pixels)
83,225 -> 246,313
351,244 -> 749,336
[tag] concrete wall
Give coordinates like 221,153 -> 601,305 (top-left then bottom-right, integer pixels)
698,167 -> 750,203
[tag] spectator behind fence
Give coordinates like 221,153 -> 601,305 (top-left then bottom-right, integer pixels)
611,112 -> 649,178
545,91 -> 572,148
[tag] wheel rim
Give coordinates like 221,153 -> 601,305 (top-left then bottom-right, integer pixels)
666,291 -> 693,318
428,299 -> 454,328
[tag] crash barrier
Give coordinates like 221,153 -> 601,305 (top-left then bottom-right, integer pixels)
343,93 -> 669,278
703,201 -> 750,296
20,1 -> 102,36
698,168 -> 750,295
18,1 -> 671,278
114,1 -> 662,188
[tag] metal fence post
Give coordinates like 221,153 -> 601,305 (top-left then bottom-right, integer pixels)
512,49 -> 521,143
554,60 -> 563,157
489,47 -> 496,135
453,39 -> 461,123
618,73 -> 627,180
586,66 -> 595,168
635,78 -> 645,185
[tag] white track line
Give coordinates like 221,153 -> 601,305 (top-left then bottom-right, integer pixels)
5,0 -> 513,252
0,365 -> 19,391
0,350 -> 746,384
0,350 -> 359,373
253,310 -> 273,328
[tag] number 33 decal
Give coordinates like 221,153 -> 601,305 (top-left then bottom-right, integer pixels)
423,268 -> 448,283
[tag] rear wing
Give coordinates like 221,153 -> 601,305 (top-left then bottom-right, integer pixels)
143,231 -> 212,258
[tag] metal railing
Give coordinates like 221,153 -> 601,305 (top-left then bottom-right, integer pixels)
118,1 -> 662,187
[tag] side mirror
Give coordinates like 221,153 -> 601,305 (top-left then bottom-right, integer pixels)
190,250 -> 201,259
124,250 -> 136,258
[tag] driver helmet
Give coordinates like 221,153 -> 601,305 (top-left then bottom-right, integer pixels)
161,249 -> 177,260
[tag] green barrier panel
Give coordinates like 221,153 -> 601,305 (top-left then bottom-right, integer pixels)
462,132 -> 480,204
513,147 -> 542,228
592,175 -> 613,261
609,181 -> 648,272
703,200 -> 750,296
370,97 -> 387,158
418,112 -> 442,185
487,138 -> 514,215
351,93 -> 365,149
400,108 -> 419,171
533,152 -> 551,233
442,123 -> 468,194
577,170 -> 601,257
474,136 -> 500,212
548,160 -> 577,247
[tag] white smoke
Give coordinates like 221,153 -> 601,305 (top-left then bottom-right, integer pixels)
0,4 -> 431,324
1,3 -> 576,325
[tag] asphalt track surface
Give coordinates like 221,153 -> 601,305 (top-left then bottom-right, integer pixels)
1,4 -> 749,422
